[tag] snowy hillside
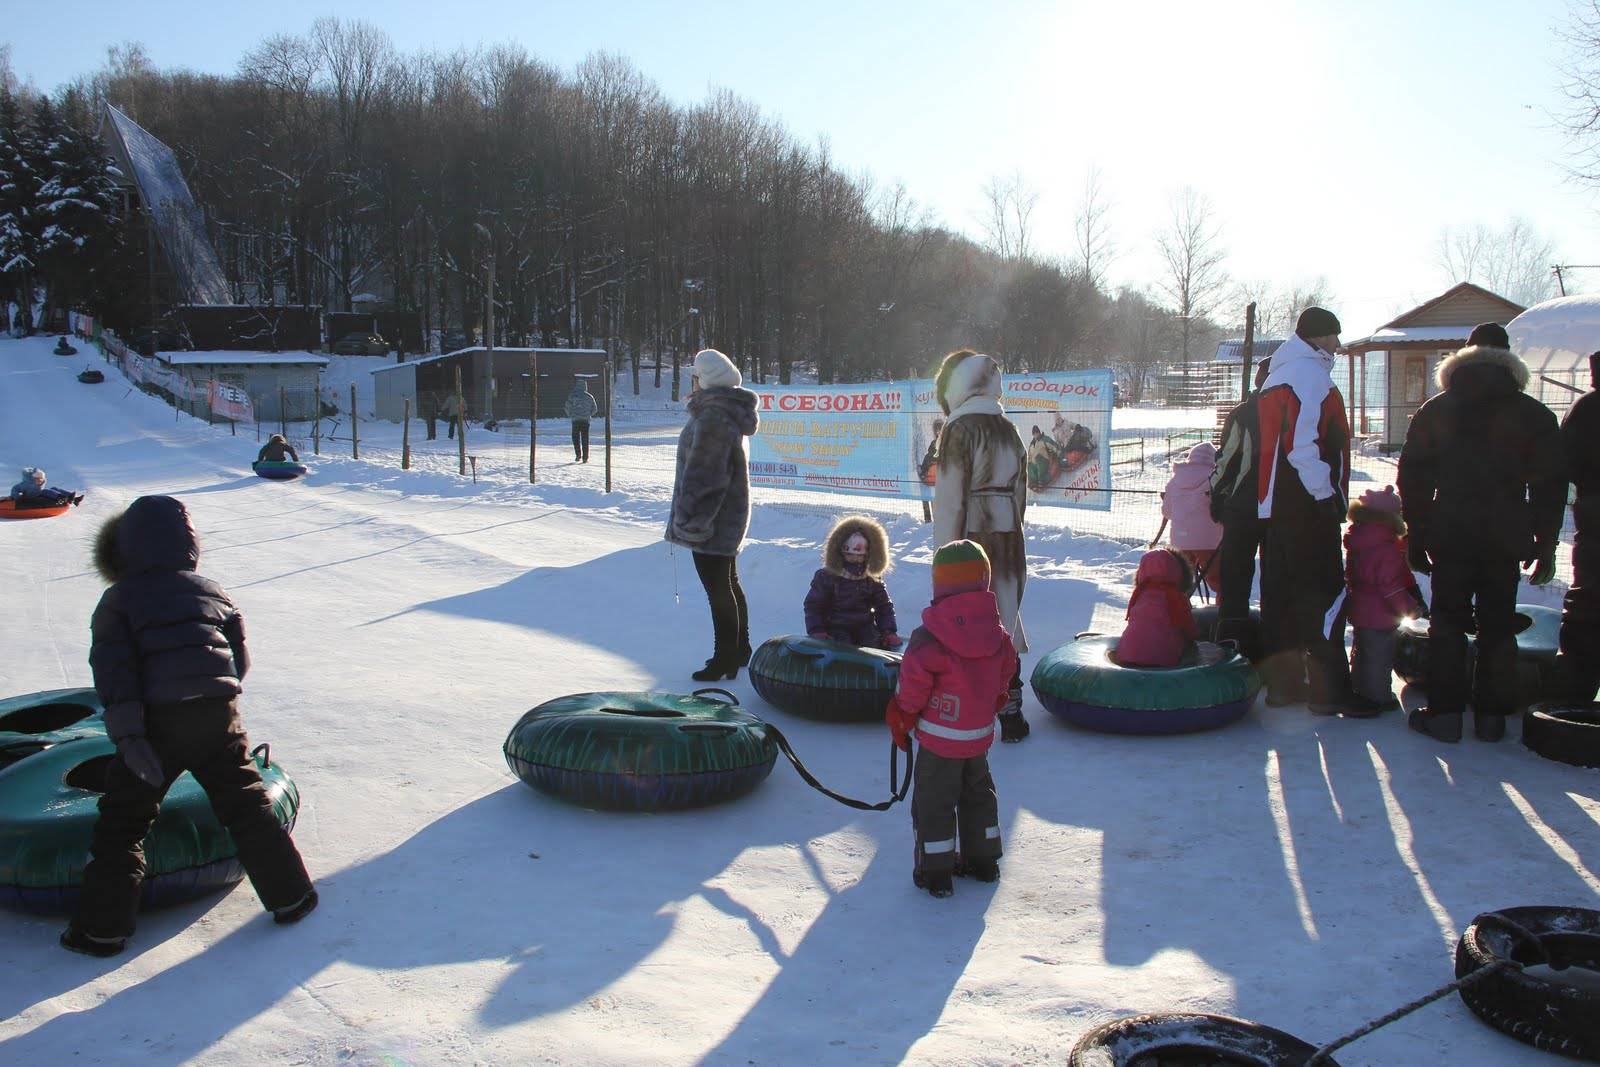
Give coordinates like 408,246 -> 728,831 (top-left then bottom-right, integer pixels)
1,335 -> 1595,1066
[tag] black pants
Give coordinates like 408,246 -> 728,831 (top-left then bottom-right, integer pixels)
446,415 -> 459,439
1429,549 -> 1520,716
72,698 -> 312,939
913,750 -> 1001,876
692,551 -> 749,662
1558,530 -> 1599,702
1215,512 -> 1263,641
571,419 -> 590,461
425,413 -> 437,440
1260,513 -> 1351,702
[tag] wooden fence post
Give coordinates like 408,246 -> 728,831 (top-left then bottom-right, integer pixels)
312,404 -> 319,455
280,385 -> 288,437
528,352 -> 537,484
604,360 -> 613,493
351,383 -> 359,460
455,366 -> 467,476
402,397 -> 411,470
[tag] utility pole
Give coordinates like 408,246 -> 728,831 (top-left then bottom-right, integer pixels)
475,221 -> 496,423
1239,302 -> 1256,401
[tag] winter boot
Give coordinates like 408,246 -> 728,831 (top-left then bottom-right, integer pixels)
913,869 -> 954,898
691,658 -> 739,682
1407,707 -> 1463,743
999,710 -> 1030,743
956,858 -> 1000,883
273,889 -> 319,925
60,926 -> 125,958
735,642 -> 753,668
1473,712 -> 1507,743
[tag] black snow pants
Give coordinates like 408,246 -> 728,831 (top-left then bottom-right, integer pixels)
1427,548 -> 1521,717
1558,524 -> 1600,702
913,750 -> 1001,876
571,419 -> 591,462
72,697 -> 312,939
1260,509 -> 1351,703
1214,512 -> 1264,643
692,551 -> 750,662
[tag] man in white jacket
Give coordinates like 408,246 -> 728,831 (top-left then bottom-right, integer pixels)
1254,307 -> 1361,713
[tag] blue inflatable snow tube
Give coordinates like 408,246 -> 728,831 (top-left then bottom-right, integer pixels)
253,460 -> 307,481
1030,636 -> 1260,735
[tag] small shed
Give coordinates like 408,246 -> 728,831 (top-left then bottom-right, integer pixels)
160,351 -> 330,421
370,347 -> 609,422
1341,282 -> 1526,450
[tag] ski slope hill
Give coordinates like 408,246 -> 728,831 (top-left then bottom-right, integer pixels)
0,336 -> 1595,1065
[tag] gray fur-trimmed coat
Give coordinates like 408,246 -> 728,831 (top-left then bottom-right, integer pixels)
666,386 -> 760,556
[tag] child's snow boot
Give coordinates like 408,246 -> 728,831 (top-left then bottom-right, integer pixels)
913,869 -> 953,898
273,889 -> 319,925
60,925 -> 125,958
957,858 -> 1000,883
1407,707 -> 1462,743
1474,712 -> 1506,742
999,707 -> 1029,743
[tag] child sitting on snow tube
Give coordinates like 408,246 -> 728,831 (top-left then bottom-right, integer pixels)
1115,549 -> 1198,668
256,434 -> 300,464
803,515 -> 902,649
9,467 -> 81,507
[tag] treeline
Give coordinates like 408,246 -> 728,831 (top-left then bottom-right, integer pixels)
6,23 -> 1262,397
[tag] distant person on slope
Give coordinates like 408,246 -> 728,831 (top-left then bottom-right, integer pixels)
932,350 -> 1031,742
666,349 -> 760,681
1556,351 -> 1600,702
804,515 -> 901,648
565,378 -> 598,463
256,434 -> 299,464
9,466 -> 80,507
60,496 -> 316,958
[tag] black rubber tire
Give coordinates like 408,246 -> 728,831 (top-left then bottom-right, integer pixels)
1522,703 -> 1600,769
1192,605 -> 1264,663
1454,906 -> 1600,1062
1068,1012 -> 1334,1066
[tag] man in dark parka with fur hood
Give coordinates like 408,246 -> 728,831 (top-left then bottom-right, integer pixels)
1557,350 -> 1600,702
1399,323 -> 1566,742
61,495 -> 316,956
804,515 -> 901,648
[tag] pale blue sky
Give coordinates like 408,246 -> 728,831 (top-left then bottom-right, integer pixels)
7,0 -> 1599,336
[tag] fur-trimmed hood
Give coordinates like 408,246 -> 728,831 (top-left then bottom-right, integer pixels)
821,515 -> 891,577
1347,502 -> 1406,535
1437,345 -> 1529,393
93,496 -> 200,583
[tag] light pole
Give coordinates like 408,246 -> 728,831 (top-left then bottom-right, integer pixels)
473,221 -> 496,422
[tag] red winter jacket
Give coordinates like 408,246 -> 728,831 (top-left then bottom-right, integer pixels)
1344,521 -> 1421,629
1116,551 -> 1197,668
1256,334 -> 1351,518
893,589 -> 1018,759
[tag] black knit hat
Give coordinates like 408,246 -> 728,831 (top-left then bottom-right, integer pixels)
1466,322 -> 1510,349
1295,307 -> 1341,339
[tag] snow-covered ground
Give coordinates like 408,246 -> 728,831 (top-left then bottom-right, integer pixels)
1,335 -> 1595,1065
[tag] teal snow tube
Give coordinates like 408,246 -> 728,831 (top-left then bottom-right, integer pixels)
0,737 -> 301,913
1031,636 -> 1260,734
504,689 -> 778,811
749,635 -> 901,723
0,687 -> 105,770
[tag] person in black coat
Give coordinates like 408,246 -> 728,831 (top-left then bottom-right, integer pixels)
1399,324 -> 1567,742
803,515 -> 901,648
1557,351 -> 1600,702
60,496 -> 316,957
256,434 -> 299,464
1208,356 -> 1271,646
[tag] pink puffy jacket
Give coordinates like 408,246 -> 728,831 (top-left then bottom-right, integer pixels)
894,589 -> 1018,759
1345,521 -> 1421,629
1117,551 -> 1198,668
1162,443 -> 1223,550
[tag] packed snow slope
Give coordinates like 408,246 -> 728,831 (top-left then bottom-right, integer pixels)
0,336 -> 1595,1066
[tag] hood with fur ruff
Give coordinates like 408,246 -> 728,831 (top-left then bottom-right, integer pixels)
93,496 -> 200,583
1436,345 -> 1529,393
822,515 -> 891,577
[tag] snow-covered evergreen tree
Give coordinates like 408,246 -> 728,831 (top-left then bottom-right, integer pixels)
0,87 -> 39,331
34,91 -> 124,313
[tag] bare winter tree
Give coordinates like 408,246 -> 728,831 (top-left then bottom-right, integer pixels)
1230,276 -> 1337,338
978,170 -> 1038,262
1559,1 -> 1600,182
1435,219 -> 1556,307
1073,164 -> 1115,289
1156,187 -> 1229,366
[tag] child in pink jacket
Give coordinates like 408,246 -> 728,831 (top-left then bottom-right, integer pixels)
1115,548 -> 1199,668
1344,485 -> 1428,712
1161,442 -> 1224,593
884,540 -> 1018,899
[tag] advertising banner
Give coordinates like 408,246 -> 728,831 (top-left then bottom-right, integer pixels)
749,368 -> 1114,510
208,379 -> 255,422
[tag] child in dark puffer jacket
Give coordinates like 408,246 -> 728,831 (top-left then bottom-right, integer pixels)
803,515 -> 901,648
60,495 -> 316,957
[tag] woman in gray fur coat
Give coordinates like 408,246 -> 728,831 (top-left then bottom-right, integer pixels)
932,349 -> 1031,741
666,348 -> 761,680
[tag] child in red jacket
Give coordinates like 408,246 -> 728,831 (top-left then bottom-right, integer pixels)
885,540 -> 1018,899
1345,485 -> 1428,713
1115,549 -> 1198,668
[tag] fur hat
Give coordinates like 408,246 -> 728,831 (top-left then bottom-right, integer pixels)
21,466 -> 43,483
1295,307 -> 1341,339
822,515 -> 891,577
931,539 -> 990,599
1466,322 -> 1510,350
933,349 -> 1000,415
692,348 -> 741,390
1348,484 -> 1405,533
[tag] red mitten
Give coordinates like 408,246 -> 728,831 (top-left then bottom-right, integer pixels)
884,699 -> 917,751
880,632 -> 903,649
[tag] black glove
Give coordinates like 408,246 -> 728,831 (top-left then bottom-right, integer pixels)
1526,539 -> 1558,587
1314,495 -> 1345,525
1407,537 -> 1432,575
104,702 -> 165,788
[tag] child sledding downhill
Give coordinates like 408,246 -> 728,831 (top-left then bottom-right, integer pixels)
1344,485 -> 1428,713
1116,549 -> 1199,669
803,516 -> 902,649
884,541 -> 1017,899
60,496 -> 317,958
9,466 -> 82,507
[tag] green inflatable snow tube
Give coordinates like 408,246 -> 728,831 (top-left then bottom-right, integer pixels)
749,635 -> 902,722
0,687 -> 106,770
1030,635 -> 1260,734
504,689 -> 778,811
0,736 -> 300,914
